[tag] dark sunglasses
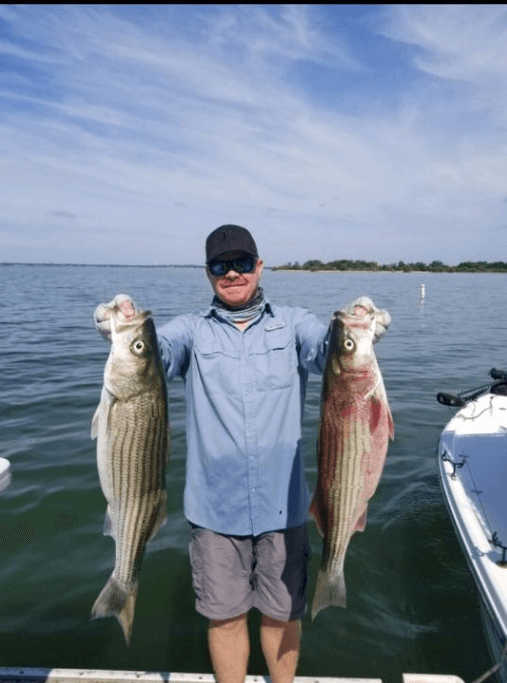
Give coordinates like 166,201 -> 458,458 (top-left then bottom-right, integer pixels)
208,256 -> 257,277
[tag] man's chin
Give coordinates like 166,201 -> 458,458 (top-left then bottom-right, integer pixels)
219,289 -> 248,307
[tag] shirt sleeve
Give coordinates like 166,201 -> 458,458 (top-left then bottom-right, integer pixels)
156,314 -> 195,380
294,309 -> 330,374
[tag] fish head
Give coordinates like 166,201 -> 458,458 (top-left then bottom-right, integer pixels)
329,306 -> 377,375
105,306 -> 161,399
328,296 -> 390,374
329,296 -> 391,371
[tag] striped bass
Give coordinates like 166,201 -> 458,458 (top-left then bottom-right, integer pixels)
309,296 -> 393,620
91,297 -> 168,644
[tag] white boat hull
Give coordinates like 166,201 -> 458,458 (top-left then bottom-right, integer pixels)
0,457 -> 11,492
438,393 -> 507,681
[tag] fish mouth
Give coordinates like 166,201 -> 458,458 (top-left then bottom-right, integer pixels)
337,296 -> 377,319
102,299 -> 147,324
351,304 -> 368,317
114,299 -> 139,322
334,305 -> 371,322
112,306 -> 152,333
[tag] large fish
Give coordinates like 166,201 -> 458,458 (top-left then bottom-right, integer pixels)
309,296 -> 393,620
91,296 -> 168,644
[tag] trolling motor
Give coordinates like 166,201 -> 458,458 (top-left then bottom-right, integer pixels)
437,368 -> 507,407
490,368 -> 507,382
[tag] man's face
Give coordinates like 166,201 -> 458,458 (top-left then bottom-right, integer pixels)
207,250 -> 264,308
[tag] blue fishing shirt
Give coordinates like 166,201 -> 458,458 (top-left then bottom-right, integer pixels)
157,296 -> 329,537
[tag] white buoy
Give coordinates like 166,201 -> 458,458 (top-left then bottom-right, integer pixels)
0,457 -> 11,492
420,284 -> 426,300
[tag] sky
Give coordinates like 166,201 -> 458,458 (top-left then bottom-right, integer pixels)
2,4 -> 507,266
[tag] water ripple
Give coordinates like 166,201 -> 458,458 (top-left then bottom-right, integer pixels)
0,265 -> 500,679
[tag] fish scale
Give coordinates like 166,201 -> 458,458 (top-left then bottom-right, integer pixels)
327,414 -> 363,573
110,398 -> 166,583
310,297 -> 393,620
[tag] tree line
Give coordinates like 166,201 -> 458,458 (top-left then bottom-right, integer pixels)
272,259 -> 507,273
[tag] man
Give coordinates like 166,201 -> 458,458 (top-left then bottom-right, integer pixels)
96,225 -> 329,683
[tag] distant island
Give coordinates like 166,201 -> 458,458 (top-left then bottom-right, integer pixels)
0,262 -> 204,268
272,259 -> 507,273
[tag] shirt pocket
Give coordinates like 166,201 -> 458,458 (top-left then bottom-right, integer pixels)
250,327 -> 297,391
193,340 -> 241,396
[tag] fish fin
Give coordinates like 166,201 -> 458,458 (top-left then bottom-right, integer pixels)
147,491 -> 168,543
355,508 -> 367,532
91,387 -> 116,440
309,497 -> 325,538
103,506 -> 115,538
370,381 -> 394,441
331,356 -> 342,376
388,407 -> 394,440
91,574 -> 138,646
311,567 -> 346,620
91,405 -> 100,440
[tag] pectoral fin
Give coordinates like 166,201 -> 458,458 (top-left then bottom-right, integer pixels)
103,506 -> 115,538
91,387 -> 116,439
147,491 -> 168,543
309,496 -> 325,538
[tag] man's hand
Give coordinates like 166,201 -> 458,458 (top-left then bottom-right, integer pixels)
102,299 -> 136,321
343,296 -> 391,343
94,294 -> 138,341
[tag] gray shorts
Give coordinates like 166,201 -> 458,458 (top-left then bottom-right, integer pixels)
189,524 -> 311,622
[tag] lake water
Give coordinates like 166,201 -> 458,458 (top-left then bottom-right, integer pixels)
1,264 -> 506,682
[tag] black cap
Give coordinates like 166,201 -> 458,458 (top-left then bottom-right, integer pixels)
206,224 -> 258,264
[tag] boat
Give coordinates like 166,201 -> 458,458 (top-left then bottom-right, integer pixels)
437,369 -> 507,682
0,457 -> 10,492
0,666 -> 469,683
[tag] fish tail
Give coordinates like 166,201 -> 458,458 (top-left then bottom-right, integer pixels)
91,574 -> 138,645
311,567 -> 346,620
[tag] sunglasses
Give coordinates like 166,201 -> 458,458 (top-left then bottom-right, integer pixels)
208,256 -> 257,277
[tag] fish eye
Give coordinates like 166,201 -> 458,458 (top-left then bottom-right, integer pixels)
132,340 -> 145,354
343,338 -> 355,351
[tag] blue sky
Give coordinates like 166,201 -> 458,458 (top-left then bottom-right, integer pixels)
2,4 -> 507,266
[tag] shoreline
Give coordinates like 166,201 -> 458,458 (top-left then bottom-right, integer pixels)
271,268 -> 507,274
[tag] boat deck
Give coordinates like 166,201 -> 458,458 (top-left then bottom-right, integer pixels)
0,668 -> 466,683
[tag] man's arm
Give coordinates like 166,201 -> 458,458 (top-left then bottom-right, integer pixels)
157,315 -> 194,380
294,310 -> 330,374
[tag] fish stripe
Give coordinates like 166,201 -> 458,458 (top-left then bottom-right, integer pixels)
107,399 -> 166,587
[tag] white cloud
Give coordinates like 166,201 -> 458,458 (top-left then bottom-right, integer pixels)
1,5 -> 507,264
378,5 -> 507,83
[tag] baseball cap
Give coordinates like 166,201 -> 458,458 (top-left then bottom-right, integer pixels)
205,225 -> 258,264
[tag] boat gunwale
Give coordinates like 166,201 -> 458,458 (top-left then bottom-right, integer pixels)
437,393 -> 507,646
